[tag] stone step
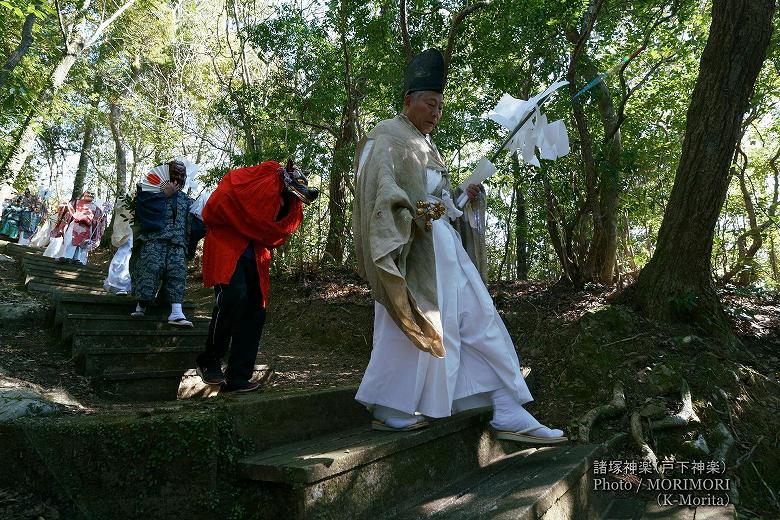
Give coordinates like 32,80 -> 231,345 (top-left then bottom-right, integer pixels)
393,443 -> 602,520
53,293 -> 195,325
94,369 -> 194,401
62,314 -> 210,340
21,255 -> 106,276
74,341 -> 204,377
232,386 -> 370,450
239,409 -> 532,519
600,499 -> 737,520
2,241 -> 43,257
25,270 -> 106,288
0,387 -> 371,517
72,330 -> 207,377
24,266 -> 107,283
27,280 -> 108,296
92,365 -> 272,402
8,247 -> 106,273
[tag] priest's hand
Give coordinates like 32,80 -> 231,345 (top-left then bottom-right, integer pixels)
163,181 -> 182,197
466,183 -> 483,202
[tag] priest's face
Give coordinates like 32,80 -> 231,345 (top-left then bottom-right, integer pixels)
404,91 -> 443,135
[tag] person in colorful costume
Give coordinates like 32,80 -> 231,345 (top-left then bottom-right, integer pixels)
17,189 -> 47,246
43,191 -> 106,264
130,160 -> 198,327
194,160 -> 318,392
352,49 -> 566,444
0,195 -> 24,240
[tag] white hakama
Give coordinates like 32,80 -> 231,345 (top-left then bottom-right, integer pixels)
29,219 -> 51,249
356,169 -> 533,418
104,236 -> 133,293
42,221 -> 88,264
42,235 -> 64,258
60,223 -> 89,264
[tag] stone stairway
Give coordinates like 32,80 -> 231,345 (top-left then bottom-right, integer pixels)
2,241 -> 211,401
0,242 -> 739,520
236,406 -> 604,520
233,408 -> 735,520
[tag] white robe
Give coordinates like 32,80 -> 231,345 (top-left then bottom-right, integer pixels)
104,236 -> 133,293
355,163 -> 533,418
42,222 -> 88,264
43,232 -> 65,258
29,219 -> 51,248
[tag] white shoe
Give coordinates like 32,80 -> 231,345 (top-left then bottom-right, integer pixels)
116,291 -> 128,296
130,310 -> 145,317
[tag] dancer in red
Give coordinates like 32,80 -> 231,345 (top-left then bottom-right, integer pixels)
195,160 -> 318,392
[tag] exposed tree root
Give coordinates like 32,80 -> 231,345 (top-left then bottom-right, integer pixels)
601,431 -> 628,451
713,421 -> 734,465
577,381 -> 626,442
650,378 -> 700,430
630,410 -> 660,473
751,462 -> 779,510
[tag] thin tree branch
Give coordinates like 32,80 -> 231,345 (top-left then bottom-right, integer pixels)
55,0 -> 70,48
400,0 -> 413,64
85,0 -> 138,48
0,5 -> 38,90
566,0 -> 605,85
607,52 -> 677,143
443,1 -> 490,86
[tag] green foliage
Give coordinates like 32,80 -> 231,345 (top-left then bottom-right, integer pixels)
0,0 -> 52,19
0,0 -> 777,286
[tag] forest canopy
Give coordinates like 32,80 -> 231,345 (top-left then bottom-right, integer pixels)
1,0 -> 778,291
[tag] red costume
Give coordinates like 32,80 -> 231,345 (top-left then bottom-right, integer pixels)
201,161 -> 303,306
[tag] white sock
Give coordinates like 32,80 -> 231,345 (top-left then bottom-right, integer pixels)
169,303 -> 185,320
135,303 -> 145,313
489,387 -> 563,437
373,405 -> 423,429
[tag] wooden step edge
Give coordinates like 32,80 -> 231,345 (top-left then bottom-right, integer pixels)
395,443 -> 603,520
74,344 -> 204,355
239,409 -> 490,485
72,329 -> 210,337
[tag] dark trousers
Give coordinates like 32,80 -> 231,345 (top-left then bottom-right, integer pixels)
197,256 -> 265,386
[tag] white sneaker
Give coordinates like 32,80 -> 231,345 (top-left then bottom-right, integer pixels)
130,310 -> 145,317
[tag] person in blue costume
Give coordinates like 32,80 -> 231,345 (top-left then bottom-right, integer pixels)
130,159 -> 204,327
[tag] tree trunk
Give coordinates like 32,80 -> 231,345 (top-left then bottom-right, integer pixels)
632,0 -> 775,337
323,105 -> 353,265
1,50 -> 78,182
323,0 -> 357,266
0,7 -> 37,90
512,154 -> 529,279
542,172 -> 579,283
102,100 -> 128,247
592,84 -> 621,285
71,97 -> 98,201
572,54 -> 621,286
720,161 -> 775,286
0,0 -> 136,182
109,102 -> 127,199
622,211 -> 637,271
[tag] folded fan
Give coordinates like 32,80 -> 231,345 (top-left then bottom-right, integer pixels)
140,164 -> 170,192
